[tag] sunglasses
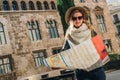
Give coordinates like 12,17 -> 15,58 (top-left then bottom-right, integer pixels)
72,16 -> 83,21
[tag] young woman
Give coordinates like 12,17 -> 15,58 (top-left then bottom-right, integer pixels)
62,6 -> 106,80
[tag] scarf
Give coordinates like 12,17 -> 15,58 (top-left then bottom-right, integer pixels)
65,22 -> 91,47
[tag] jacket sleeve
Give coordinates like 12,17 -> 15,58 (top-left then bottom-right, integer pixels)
61,40 -> 70,52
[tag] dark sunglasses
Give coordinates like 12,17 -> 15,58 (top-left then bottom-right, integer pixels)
72,16 -> 83,21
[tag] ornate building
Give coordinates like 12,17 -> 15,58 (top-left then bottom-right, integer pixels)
74,0 -> 120,53
0,0 -> 65,80
0,0 -> 120,80
109,4 -> 120,47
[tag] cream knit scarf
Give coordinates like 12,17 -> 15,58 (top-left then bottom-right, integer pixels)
65,20 -> 91,46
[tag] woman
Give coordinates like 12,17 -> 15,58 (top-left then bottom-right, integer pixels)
62,6 -> 106,80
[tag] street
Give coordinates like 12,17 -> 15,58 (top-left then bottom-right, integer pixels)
106,70 -> 120,80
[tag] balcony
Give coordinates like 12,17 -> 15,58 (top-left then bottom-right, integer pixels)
0,72 -> 16,80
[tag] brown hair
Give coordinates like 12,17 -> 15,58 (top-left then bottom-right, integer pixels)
70,9 -> 93,30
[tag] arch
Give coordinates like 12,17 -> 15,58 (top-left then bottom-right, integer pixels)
50,1 -> 56,10
21,1 -> 27,10
94,6 -> 103,15
43,1 -> 49,10
29,1 -> 35,10
12,1 -> 19,10
3,1 -> 10,10
83,6 -> 90,11
36,1 -> 42,10
94,6 -> 103,11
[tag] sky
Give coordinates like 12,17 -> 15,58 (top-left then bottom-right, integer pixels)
106,0 -> 120,5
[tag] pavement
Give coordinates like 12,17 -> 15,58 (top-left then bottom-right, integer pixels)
106,69 -> 120,80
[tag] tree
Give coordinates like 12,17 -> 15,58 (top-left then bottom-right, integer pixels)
57,0 -> 74,35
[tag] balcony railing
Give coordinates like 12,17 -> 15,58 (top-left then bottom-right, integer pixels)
0,72 -> 16,80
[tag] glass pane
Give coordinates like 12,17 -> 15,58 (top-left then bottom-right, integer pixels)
0,60 -> 2,64
4,64 -> 8,73
32,30 -> 37,40
0,33 -> 6,44
39,52 -> 44,57
35,58 -> 39,67
34,53 -> 38,57
53,27 -> 59,38
0,65 -> 5,74
33,25 -> 37,29
36,29 -> 41,40
48,27 -> 52,38
26,21 -> 32,29
3,58 -> 9,64
28,30 -> 33,40
0,26 -> 3,31
38,58 -> 41,66
7,64 -> 11,73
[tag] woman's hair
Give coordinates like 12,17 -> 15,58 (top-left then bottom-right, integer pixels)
70,9 -> 94,30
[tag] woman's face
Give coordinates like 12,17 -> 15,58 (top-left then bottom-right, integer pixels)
72,12 -> 83,28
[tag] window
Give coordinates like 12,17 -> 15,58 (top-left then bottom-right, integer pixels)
96,15 -> 107,33
113,14 -> 119,23
93,0 -> 98,2
3,1 -> 10,10
116,25 -> 120,35
41,74 -> 48,79
44,1 -> 49,10
29,1 -> 35,10
33,51 -> 46,67
21,1 -> 27,10
52,48 -> 61,55
36,1 -> 42,10
0,55 -> 12,75
50,1 -> 56,10
80,0 -> 85,2
12,1 -> 19,10
26,20 -> 42,41
103,39 -> 112,52
45,19 -> 59,38
0,22 -> 7,44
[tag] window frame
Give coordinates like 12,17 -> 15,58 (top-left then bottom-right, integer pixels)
0,55 -> 13,75
33,50 -> 47,67
0,22 -> 7,44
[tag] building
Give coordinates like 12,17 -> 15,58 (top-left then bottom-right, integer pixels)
0,0 -> 65,80
109,4 -> 120,47
74,0 -> 120,53
0,0 -> 120,80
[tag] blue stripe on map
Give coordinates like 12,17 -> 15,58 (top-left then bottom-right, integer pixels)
59,53 -> 68,67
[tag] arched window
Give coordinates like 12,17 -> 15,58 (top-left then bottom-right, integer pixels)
12,1 -> 19,10
50,1 -> 56,10
94,6 -> 107,33
29,1 -> 35,10
21,1 -> 27,10
26,20 -> 42,41
0,22 -> 7,44
45,19 -> 59,38
3,1 -> 10,10
43,1 -> 49,10
36,1 -> 42,10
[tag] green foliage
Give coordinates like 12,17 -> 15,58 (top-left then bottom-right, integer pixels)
57,0 -> 75,35
108,54 -> 120,61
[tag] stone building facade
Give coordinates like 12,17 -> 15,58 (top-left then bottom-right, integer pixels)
0,0 -> 120,80
109,4 -> 120,47
74,0 -> 120,53
0,0 -> 65,80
